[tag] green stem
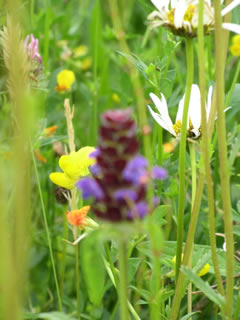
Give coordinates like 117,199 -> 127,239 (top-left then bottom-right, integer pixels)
90,0 -> 99,145
71,188 -> 81,320
43,1 -> 51,68
187,143 -> 197,317
176,38 -> 194,281
60,214 -> 69,296
119,237 -> 129,320
213,0 -> 234,317
104,243 -> 140,320
170,174 -> 205,320
234,291 -> 240,320
197,0 -> 225,297
225,60 -> 240,108
31,146 -> 62,311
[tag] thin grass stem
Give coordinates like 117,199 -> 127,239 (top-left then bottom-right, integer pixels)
213,0 -> 234,317
119,237 -> 129,320
175,38 -> 194,281
197,0 -> 225,297
31,145 -> 62,311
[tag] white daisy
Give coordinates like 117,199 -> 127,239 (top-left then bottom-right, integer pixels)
148,84 -> 213,139
148,0 -> 240,37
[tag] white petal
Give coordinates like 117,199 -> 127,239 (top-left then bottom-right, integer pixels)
206,85 -> 213,121
221,0 -> 240,17
176,94 -> 185,123
174,1 -> 187,28
149,92 -> 173,128
222,22 -> 240,34
151,0 -> 170,11
148,106 -> 176,136
188,84 -> 201,131
190,128 -> 201,139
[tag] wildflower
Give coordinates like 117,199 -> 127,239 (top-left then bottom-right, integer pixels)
198,263 -> 210,277
73,45 -> 88,58
35,149 -> 47,163
49,146 -> 96,190
76,109 -> 168,222
230,35 -> 240,56
80,57 -> 92,71
172,255 -> 210,277
55,69 -> 75,92
66,206 -> 90,228
163,140 -> 177,153
148,84 -> 213,139
43,125 -> 58,136
148,0 -> 240,37
24,34 -> 42,64
112,93 -> 121,104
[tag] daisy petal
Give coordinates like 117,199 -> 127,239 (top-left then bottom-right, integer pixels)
151,0 -> 169,11
174,1 -> 187,28
188,84 -> 201,131
148,106 -> 176,136
221,0 -> 240,17
206,85 -> 213,121
222,23 -> 240,34
149,92 -> 174,129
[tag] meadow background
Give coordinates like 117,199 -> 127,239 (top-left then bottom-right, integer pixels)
1,0 -> 240,319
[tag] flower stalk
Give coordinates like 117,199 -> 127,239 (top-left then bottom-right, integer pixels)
176,38 -> 194,281
197,0 -> 225,297
213,0 -> 234,317
119,237 -> 129,320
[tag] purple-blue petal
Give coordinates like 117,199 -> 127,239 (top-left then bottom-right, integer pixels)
123,155 -> 148,185
127,201 -> 148,219
114,189 -> 137,201
151,166 -> 168,180
76,177 -> 104,200
89,164 -> 101,176
89,149 -> 100,158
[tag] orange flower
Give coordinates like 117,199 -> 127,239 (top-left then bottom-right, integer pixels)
66,206 -> 90,228
43,125 -> 58,136
35,149 -> 47,163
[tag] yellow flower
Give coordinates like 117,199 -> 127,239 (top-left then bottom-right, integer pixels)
55,69 -> 75,92
112,93 -> 121,104
197,263 -> 210,277
49,146 -> 96,190
172,255 -> 210,277
73,45 -> 88,58
230,35 -> 240,56
80,57 -> 92,71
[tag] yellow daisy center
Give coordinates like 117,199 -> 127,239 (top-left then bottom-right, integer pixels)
172,120 -> 182,135
167,9 -> 175,24
184,4 -> 196,23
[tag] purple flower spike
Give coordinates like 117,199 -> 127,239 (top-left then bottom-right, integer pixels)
151,166 -> 168,180
123,155 -> 148,185
128,201 -> 148,219
76,177 -> 104,200
24,34 -> 42,64
89,164 -> 101,176
114,189 -> 137,201
89,149 -> 100,158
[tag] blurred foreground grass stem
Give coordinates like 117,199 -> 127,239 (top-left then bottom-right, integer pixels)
197,0 -> 224,297
213,0 -> 234,317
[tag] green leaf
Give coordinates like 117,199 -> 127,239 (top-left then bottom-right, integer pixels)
117,51 -> 155,86
180,311 -> 201,320
181,266 -> 225,309
128,257 -> 141,283
81,230 -> 105,306
37,312 -> 77,320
